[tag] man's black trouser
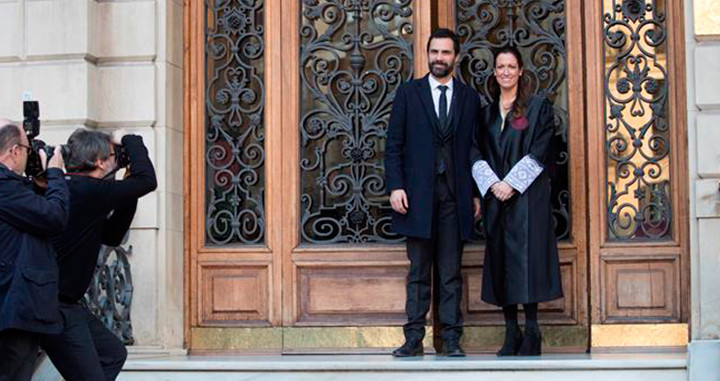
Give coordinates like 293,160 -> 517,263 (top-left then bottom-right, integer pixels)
40,302 -> 127,381
0,329 -> 39,381
403,173 -> 464,342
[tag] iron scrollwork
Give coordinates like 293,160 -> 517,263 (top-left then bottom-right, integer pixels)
83,237 -> 134,345
300,0 -> 414,243
603,0 -> 672,240
455,0 -> 571,241
205,0 -> 266,245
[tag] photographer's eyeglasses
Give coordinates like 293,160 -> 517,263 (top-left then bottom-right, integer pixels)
15,144 -> 31,154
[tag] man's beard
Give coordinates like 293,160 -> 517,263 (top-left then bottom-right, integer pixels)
429,61 -> 453,78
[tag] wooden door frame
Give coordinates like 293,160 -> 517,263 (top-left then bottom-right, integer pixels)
183,0 -> 591,352
183,0 -> 689,352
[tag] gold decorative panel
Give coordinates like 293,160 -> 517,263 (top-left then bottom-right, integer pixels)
592,324 -> 688,347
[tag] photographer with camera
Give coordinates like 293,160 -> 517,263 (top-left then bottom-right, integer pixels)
0,121 -> 69,381
39,128 -> 156,381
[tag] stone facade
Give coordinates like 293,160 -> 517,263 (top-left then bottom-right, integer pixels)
0,0 -> 185,350
687,0 -> 720,379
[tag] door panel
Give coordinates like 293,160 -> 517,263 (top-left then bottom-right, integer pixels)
281,0 -> 431,336
585,0 -> 689,346
186,0 -> 283,340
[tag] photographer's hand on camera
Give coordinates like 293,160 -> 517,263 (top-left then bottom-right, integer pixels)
48,145 -> 65,171
99,133 -> 157,245
112,129 -> 128,146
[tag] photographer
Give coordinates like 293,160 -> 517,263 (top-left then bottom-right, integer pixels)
39,129 -> 157,381
0,121 -> 69,381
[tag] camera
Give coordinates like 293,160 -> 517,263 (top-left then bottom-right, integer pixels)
113,143 -> 131,170
23,100 -> 70,178
22,101 -> 130,177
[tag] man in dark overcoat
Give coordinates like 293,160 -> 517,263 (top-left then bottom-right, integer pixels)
0,122 -> 68,380
385,29 -> 481,357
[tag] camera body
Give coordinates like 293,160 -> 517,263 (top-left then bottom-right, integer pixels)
22,101 -> 129,177
22,101 -> 70,178
113,143 -> 131,170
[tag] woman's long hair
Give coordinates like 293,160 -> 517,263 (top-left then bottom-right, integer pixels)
488,46 -> 530,120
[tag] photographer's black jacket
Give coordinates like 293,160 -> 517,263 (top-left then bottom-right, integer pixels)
0,166 -> 69,334
50,135 -> 157,303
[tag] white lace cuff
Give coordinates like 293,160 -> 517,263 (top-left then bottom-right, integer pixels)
472,160 -> 500,197
503,155 -> 544,194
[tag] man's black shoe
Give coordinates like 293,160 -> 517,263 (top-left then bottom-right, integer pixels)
438,338 -> 465,357
392,339 -> 424,357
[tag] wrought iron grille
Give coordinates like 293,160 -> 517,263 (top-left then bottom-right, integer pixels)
205,0 -> 266,245
455,0 -> 571,241
299,0 -> 414,243
83,238 -> 134,345
603,0 -> 672,240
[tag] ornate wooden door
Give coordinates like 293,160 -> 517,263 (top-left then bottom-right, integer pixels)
184,0 -> 688,353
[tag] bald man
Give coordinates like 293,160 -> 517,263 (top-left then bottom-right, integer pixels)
0,122 -> 68,381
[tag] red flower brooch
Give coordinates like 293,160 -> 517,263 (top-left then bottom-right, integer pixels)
511,115 -> 529,130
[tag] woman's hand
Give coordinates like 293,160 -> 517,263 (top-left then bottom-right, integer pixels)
491,181 -> 516,202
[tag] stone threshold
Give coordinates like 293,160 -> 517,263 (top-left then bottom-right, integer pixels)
123,353 -> 687,372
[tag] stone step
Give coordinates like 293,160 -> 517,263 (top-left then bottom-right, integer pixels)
118,353 -> 688,381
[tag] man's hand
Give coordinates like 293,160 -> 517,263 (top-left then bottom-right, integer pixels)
112,129 -> 129,145
47,146 -> 65,171
39,149 -> 48,171
491,181 -> 515,202
473,197 -> 481,219
390,189 -> 409,214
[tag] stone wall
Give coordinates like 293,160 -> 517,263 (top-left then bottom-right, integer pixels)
687,0 -> 720,379
688,0 -> 720,342
0,0 -> 184,350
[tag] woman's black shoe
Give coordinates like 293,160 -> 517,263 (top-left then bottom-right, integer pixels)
518,324 -> 542,356
496,324 -> 523,356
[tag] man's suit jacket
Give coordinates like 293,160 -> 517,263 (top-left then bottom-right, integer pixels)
385,74 -> 481,240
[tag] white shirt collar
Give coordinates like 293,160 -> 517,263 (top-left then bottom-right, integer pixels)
428,75 -> 453,92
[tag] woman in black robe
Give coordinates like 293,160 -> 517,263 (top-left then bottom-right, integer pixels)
470,46 -> 562,356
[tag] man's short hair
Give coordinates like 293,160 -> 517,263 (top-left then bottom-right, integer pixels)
427,28 -> 460,56
0,123 -> 22,154
66,129 -> 113,172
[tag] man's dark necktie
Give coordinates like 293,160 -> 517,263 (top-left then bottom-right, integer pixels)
436,84 -> 450,175
438,85 -> 448,135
